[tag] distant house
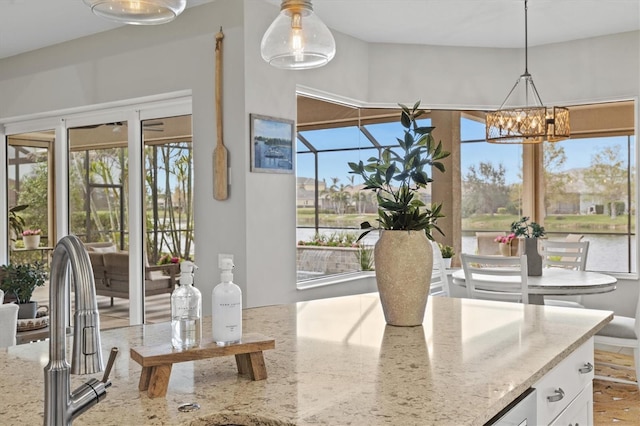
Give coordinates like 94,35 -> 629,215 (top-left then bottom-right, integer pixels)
296,177 -> 326,208
547,168 -> 628,215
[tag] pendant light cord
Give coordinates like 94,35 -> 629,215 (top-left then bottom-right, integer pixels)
524,0 -> 529,75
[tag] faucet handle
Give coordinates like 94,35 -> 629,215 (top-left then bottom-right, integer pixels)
68,348 -> 119,419
101,347 -> 119,385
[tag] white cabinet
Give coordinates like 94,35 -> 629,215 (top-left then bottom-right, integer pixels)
550,382 -> 593,426
534,338 -> 595,425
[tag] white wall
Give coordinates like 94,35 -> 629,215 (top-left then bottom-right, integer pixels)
241,1 -> 373,307
366,31 -> 640,109
0,1 -> 638,315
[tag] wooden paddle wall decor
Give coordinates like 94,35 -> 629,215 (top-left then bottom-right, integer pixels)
213,27 -> 228,200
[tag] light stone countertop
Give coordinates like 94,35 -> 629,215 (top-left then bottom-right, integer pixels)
0,294 -> 612,425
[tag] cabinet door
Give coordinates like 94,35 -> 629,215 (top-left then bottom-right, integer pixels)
534,338 -> 594,425
550,382 -> 592,426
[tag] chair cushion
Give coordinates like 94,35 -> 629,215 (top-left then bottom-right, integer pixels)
596,315 -> 637,340
103,252 -> 129,270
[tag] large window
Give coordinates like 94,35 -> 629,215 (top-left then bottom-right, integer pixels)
460,101 -> 636,274
298,96 -> 636,278
542,135 -> 635,273
296,97 -> 435,280
460,116 -> 523,255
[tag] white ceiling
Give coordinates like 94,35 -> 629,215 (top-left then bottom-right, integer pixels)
0,0 -> 638,60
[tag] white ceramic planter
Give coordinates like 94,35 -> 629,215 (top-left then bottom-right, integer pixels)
23,235 -> 41,250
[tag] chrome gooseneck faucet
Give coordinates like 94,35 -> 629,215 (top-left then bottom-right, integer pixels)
44,235 -> 118,425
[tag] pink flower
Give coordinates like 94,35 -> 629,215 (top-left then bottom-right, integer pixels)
495,233 -> 516,244
22,229 -> 41,236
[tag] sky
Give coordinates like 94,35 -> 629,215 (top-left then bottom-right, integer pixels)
296,117 -> 635,186
253,115 -> 294,140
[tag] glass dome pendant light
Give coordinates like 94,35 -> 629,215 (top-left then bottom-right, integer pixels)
83,0 -> 187,25
261,0 -> 336,70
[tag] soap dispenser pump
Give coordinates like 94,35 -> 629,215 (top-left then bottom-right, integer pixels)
171,260 -> 202,350
212,257 -> 242,346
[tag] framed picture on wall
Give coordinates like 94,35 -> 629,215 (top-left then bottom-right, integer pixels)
250,114 -> 295,174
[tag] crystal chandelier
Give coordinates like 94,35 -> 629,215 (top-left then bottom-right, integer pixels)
261,0 -> 336,70
83,0 -> 186,25
485,0 -> 570,144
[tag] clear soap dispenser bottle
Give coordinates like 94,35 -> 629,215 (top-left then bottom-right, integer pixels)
212,257 -> 242,346
171,260 -> 202,350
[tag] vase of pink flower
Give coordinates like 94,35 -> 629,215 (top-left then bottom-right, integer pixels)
494,233 -> 517,256
22,229 -> 42,250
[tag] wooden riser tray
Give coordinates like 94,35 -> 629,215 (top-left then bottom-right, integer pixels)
130,333 -> 275,398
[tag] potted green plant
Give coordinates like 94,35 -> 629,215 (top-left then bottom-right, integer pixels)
348,101 -> 450,326
0,262 -> 48,319
356,244 -> 374,271
438,243 -> 455,268
511,216 -> 546,238
510,216 -> 545,276
8,204 -> 28,249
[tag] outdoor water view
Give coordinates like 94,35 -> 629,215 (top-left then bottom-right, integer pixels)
295,98 -> 636,279
296,228 -> 634,275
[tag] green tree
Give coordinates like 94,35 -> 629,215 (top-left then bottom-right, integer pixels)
17,162 -> 49,235
145,142 -> 194,262
69,148 -> 128,245
346,175 -> 361,214
322,177 -> 351,215
90,148 -> 127,243
462,162 -> 510,216
583,145 -> 628,218
543,142 -> 569,214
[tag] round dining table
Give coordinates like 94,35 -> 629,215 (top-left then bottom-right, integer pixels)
450,267 -> 617,305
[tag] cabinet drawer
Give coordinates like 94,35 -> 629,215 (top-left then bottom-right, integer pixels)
550,382 -> 592,426
534,338 -> 594,425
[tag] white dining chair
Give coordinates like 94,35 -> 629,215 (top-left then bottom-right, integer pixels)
0,290 -> 20,348
540,240 -> 590,270
540,240 -> 590,308
429,241 -> 450,297
594,288 -> 640,390
460,253 -> 529,304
